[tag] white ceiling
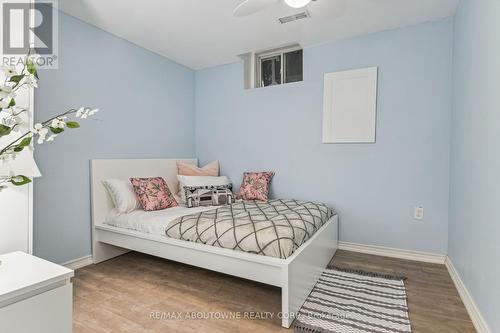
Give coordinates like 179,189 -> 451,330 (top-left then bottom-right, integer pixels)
59,0 -> 459,70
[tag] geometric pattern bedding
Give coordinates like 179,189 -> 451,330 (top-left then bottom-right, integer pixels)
165,199 -> 336,259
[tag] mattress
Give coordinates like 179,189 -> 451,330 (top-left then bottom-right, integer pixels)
105,200 -> 336,259
104,206 -> 217,236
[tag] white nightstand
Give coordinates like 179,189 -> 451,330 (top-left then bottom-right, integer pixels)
0,251 -> 74,333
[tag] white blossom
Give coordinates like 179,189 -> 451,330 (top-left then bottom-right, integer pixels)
32,123 -> 48,144
20,75 -> 38,88
75,107 -> 99,119
0,86 -> 13,99
1,107 -> 14,115
13,118 -> 29,132
1,150 -> 17,161
51,117 -> 66,129
11,175 -> 24,183
0,98 -> 11,109
46,134 -> 57,142
1,108 -> 29,132
75,107 -> 84,118
0,66 -> 18,77
37,135 -> 47,145
5,115 -> 23,129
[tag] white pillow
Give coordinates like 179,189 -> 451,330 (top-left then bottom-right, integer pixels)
177,175 -> 232,204
102,179 -> 140,214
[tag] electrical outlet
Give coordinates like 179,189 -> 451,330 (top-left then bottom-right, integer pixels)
414,206 -> 424,220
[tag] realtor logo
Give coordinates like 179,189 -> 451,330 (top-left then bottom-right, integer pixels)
1,0 -> 58,68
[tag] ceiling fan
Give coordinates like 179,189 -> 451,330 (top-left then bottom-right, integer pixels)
233,0 -> 316,17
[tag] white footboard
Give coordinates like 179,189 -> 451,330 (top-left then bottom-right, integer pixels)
280,215 -> 338,328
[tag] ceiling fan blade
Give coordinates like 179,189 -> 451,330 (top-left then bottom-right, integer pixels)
233,0 -> 280,17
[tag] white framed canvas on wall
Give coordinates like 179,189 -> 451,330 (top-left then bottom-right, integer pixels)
322,67 -> 378,144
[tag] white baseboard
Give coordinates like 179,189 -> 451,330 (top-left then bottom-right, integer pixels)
338,241 -> 446,264
445,257 -> 491,333
62,255 -> 93,270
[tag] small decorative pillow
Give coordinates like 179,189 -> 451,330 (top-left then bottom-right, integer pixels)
177,175 -> 232,204
177,160 -> 219,176
102,179 -> 140,214
130,177 -> 178,211
238,172 -> 275,202
184,185 -> 234,208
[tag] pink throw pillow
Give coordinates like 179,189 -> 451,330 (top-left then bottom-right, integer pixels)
177,161 -> 219,176
177,161 -> 220,199
130,177 -> 178,211
238,172 -> 275,202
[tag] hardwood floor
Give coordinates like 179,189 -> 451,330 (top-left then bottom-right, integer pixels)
73,250 -> 475,333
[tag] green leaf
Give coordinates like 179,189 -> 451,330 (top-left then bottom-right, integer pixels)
10,175 -> 32,186
27,59 -> 39,79
9,75 -> 24,83
0,124 -> 12,137
50,127 -> 64,134
9,98 -> 15,107
18,137 -> 32,147
12,136 -> 32,152
66,121 -> 80,128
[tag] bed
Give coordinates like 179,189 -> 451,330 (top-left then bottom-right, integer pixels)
91,159 -> 338,328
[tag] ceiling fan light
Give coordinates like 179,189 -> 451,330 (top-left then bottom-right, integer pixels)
284,0 -> 311,9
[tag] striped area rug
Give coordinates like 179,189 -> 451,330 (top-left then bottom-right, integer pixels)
294,266 -> 411,333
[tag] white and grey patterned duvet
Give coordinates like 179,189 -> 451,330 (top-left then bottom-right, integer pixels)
165,199 -> 336,259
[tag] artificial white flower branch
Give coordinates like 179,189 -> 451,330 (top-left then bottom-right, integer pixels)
0,53 -> 99,191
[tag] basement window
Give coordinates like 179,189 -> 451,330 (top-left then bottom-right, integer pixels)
256,46 -> 303,88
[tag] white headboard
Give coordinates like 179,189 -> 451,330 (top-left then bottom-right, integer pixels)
90,158 -> 197,228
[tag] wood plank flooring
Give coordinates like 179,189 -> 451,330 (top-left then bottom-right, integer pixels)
73,250 -> 475,332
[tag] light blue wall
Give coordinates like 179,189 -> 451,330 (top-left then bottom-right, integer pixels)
449,0 -> 500,331
34,13 -> 196,263
31,6 -> 498,329
195,19 -> 453,254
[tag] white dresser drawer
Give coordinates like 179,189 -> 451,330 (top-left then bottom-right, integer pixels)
0,282 -> 73,333
0,252 -> 74,333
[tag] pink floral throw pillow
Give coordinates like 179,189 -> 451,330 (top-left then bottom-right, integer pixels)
238,172 -> 275,202
130,177 -> 178,211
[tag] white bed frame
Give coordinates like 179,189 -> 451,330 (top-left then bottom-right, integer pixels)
90,159 -> 338,328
